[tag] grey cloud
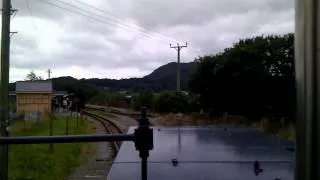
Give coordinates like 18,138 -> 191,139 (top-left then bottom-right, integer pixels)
43,34 -> 171,72
163,7 -> 294,54
11,35 -> 38,50
11,35 -> 39,68
65,14 -> 116,36
51,45 -> 165,71
12,0 -> 113,23
126,0 -> 293,29
12,0 -> 67,20
9,0 -> 294,80
11,53 -> 42,69
60,34 -> 110,51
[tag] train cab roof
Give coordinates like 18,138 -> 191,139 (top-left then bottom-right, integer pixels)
107,126 -> 294,180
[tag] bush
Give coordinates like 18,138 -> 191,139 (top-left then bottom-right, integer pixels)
187,94 -> 202,112
90,91 -> 124,105
132,91 -> 201,113
151,91 -> 190,113
133,91 -> 154,110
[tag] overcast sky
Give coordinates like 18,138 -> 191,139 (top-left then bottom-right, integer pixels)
3,0 -> 294,82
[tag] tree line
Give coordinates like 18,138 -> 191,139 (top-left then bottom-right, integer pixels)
132,91 -> 200,113
130,33 -> 295,125
189,33 -> 295,122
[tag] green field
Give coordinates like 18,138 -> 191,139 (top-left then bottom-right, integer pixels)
8,115 -> 95,180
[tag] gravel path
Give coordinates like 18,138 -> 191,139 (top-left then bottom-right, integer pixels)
65,110 -> 139,180
67,118 -> 114,180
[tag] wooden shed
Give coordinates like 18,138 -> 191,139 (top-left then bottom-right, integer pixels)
15,81 -> 53,113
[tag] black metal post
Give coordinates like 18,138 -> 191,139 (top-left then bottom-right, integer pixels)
80,113 -> 83,125
76,101 -> 79,128
134,106 -> 154,180
66,116 -> 69,135
142,157 -> 147,180
49,115 -> 54,153
23,118 -> 26,131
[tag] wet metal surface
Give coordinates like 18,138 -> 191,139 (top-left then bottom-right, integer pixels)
107,126 -> 294,180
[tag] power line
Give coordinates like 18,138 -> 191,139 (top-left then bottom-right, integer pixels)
72,0 -> 182,44
55,0 -> 179,43
38,0 -> 209,56
26,0 -> 38,33
59,0 -> 208,55
39,0 -> 173,44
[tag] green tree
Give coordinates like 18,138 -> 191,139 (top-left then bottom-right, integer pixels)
152,91 -> 190,113
189,33 -> 295,122
133,91 -> 154,110
25,70 -> 43,81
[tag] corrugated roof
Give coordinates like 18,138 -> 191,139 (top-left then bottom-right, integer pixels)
15,81 -> 53,93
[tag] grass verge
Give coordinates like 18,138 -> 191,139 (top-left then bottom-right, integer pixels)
9,115 -> 95,180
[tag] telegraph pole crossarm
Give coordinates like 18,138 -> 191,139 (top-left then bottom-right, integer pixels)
170,42 -> 188,92
9,31 -> 17,37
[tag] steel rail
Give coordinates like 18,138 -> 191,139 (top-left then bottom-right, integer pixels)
82,110 -> 121,152
85,106 -> 154,126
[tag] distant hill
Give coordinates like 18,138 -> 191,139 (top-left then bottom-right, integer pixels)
143,62 -> 197,90
144,62 -> 196,80
10,62 -> 197,92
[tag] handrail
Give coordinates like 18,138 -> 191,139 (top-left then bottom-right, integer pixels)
0,106 -> 153,180
0,134 -> 135,144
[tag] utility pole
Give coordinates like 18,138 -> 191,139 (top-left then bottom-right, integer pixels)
47,69 -> 52,79
295,0 -> 320,179
170,42 -> 188,92
0,1 -> 16,180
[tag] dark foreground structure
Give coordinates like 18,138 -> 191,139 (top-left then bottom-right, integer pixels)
107,126 -> 294,180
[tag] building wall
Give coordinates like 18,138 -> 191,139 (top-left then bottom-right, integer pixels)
16,92 -> 52,113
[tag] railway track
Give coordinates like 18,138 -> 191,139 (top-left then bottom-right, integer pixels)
85,105 -> 154,126
81,110 -> 122,154
67,110 -> 124,179
85,105 -> 157,117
